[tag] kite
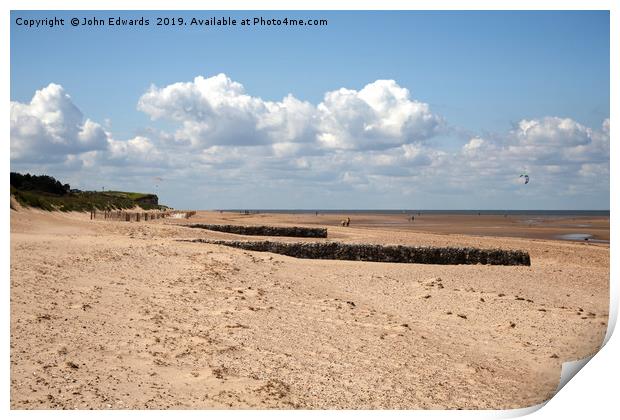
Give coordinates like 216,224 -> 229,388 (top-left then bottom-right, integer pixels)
520,174 -> 529,185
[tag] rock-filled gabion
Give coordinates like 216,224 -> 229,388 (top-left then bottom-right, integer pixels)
185,224 -> 328,238
186,239 -> 531,266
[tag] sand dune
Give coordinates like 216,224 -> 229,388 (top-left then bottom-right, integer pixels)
10,209 -> 609,409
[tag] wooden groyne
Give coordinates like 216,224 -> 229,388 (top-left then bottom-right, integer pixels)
90,209 -> 196,222
184,239 -> 531,266
185,224 -> 328,238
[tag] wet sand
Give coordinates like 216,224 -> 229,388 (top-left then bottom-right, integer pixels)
10,208 -> 609,409
214,211 -> 610,243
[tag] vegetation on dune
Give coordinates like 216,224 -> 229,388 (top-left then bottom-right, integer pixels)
10,172 -> 165,212
10,172 -> 70,196
10,187 -> 56,211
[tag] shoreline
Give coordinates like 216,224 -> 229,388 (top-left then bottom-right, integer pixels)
217,209 -> 610,215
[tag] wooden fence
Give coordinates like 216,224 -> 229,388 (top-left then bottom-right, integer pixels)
90,209 -> 196,222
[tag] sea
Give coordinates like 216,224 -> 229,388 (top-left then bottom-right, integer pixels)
223,209 -> 609,217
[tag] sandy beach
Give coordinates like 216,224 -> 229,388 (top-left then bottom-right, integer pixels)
10,207 -> 609,409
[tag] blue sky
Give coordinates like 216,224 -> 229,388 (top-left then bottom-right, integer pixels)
10,10 -> 610,209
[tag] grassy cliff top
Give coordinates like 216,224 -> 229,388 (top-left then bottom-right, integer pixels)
11,187 -> 163,212
104,191 -> 156,200
10,172 -> 164,212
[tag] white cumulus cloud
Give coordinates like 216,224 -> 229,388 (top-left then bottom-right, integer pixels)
137,74 -> 444,152
137,73 -> 316,148
452,117 -> 610,195
11,83 -> 109,162
318,80 -> 444,150
10,78 -> 609,209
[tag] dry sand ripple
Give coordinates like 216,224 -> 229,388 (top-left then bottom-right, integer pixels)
10,209 -> 608,409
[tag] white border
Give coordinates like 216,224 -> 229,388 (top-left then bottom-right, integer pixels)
2,1 -> 617,419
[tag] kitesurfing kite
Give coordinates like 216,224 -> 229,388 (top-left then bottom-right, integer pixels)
520,174 -> 529,184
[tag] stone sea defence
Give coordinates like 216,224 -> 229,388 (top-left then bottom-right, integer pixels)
185,224 -> 328,238
186,239 -> 531,266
